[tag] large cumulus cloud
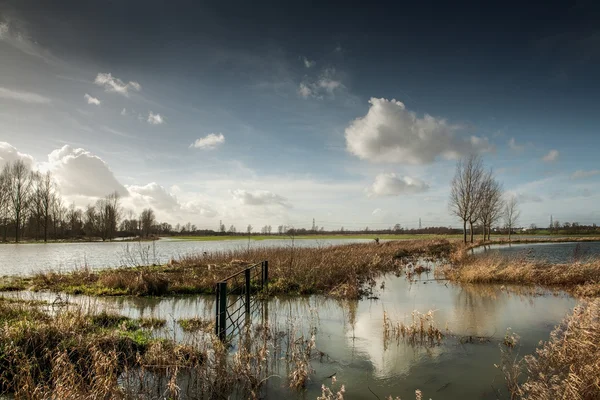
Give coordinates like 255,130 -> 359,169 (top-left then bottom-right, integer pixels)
46,145 -> 128,198
345,98 -> 493,164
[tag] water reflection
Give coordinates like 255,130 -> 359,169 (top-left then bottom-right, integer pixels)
1,272 -> 575,399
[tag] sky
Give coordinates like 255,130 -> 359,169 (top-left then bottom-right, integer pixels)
1,0 -> 599,230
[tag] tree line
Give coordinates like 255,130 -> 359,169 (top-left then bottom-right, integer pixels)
449,154 -> 521,244
0,160 -> 172,243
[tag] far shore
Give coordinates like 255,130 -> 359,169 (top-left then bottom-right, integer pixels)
2,233 -> 600,244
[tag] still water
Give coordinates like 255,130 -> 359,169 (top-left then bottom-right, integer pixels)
4,271 -> 576,399
0,238 -> 376,276
474,241 -> 600,263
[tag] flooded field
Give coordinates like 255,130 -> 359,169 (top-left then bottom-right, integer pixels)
474,241 -> 600,263
0,238 -> 376,276
3,270 -> 575,399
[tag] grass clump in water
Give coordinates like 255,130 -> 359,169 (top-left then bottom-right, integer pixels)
178,317 -> 214,333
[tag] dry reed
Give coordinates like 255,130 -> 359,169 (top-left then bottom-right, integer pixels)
440,252 -> 600,297
500,299 -> 600,399
9,239 -> 456,299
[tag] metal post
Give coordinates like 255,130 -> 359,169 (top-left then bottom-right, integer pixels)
217,281 -> 227,341
262,260 -> 269,288
245,268 -> 251,315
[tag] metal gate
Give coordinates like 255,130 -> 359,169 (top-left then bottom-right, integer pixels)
215,260 -> 268,341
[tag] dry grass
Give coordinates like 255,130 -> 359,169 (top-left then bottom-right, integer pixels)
500,299 -> 600,399
8,239 -> 456,299
439,252 -> 600,297
0,297 -> 348,399
383,310 -> 444,348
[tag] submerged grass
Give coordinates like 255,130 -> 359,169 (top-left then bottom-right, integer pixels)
5,239 -> 456,299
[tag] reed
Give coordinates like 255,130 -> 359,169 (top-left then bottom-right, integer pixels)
11,239 -> 457,299
440,252 -> 600,296
383,309 -> 444,347
500,299 -> 600,399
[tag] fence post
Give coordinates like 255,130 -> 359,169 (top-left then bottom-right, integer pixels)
245,268 -> 251,315
262,260 -> 269,288
217,282 -> 227,341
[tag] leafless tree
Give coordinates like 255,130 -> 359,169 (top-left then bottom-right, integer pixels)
51,196 -> 65,239
449,154 -> 486,244
96,191 -> 121,241
140,208 -> 156,238
7,160 -> 32,243
504,195 -> 521,242
0,166 -> 10,241
477,170 -> 504,241
32,171 -> 56,242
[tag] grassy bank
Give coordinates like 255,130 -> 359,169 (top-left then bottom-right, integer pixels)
1,239 -> 456,298
501,299 -> 600,399
440,249 -> 600,297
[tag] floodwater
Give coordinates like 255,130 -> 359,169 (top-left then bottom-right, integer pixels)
474,241 -> 600,263
0,237 -> 376,276
3,271 -> 576,399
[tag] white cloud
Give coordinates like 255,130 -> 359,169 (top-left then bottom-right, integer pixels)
303,57 -> 316,68
45,145 -> 128,198
84,93 -> 101,105
94,73 -> 141,96
571,169 -> 600,179
147,111 -> 164,125
542,149 -> 559,162
345,98 -> 493,164
231,189 -> 291,208
127,182 -> 179,211
0,142 -> 35,169
318,78 -> 342,93
190,133 -> 225,150
298,68 -> 345,99
0,87 -> 51,104
367,173 -> 429,197
508,137 -> 524,152
298,83 -> 312,98
121,108 -> 127,116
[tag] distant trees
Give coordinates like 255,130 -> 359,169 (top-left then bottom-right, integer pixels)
449,155 -> 509,243
477,171 -> 504,241
140,208 -> 155,238
6,160 -> 32,243
449,155 -> 486,244
504,195 -> 521,242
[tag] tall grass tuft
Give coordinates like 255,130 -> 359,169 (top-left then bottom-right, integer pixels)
499,299 -> 600,399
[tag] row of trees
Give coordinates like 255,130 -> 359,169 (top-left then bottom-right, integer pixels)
0,160 -> 176,242
449,155 -> 520,244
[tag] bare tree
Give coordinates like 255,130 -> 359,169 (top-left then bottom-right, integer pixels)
33,171 -> 56,242
140,208 -> 156,238
504,195 -> 521,242
449,155 -> 486,244
0,166 -> 10,241
7,160 -> 32,243
51,196 -> 65,239
477,170 -> 504,241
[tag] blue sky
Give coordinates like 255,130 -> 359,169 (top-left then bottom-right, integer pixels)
1,0 -> 599,230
